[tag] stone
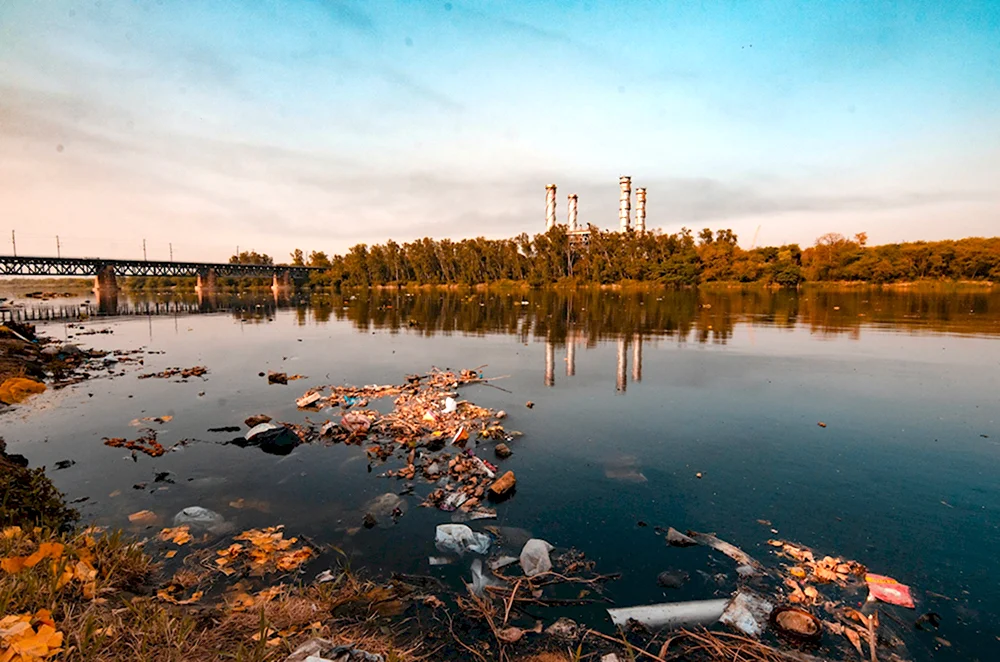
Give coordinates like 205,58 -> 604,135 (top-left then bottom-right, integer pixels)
494,443 -> 512,459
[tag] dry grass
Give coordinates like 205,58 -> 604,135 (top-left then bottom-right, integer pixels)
0,526 -> 420,662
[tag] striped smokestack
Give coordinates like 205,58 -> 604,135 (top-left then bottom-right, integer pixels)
545,184 -> 557,231
635,187 -> 647,233
567,194 -> 578,230
619,176 -> 631,232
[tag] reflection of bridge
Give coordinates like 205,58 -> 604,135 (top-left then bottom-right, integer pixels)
0,295 -> 297,323
545,332 -> 644,394
0,256 -> 319,295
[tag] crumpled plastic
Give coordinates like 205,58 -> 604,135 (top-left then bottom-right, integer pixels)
519,538 -> 554,577
434,524 -> 490,556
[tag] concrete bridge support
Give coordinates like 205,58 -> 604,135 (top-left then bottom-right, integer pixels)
196,268 -> 218,293
94,264 -> 118,296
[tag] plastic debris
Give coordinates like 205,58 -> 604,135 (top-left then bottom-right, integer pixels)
267,371 -> 288,385
296,391 -> 322,408
719,589 -> 774,637
607,599 -> 729,630
362,493 -> 406,528
488,555 -> 519,571
173,506 -> 231,534
687,530 -> 763,572
866,573 -> 915,608
469,558 -> 501,596
434,524 -> 491,556
519,538 -> 554,577
340,412 -> 372,436
0,377 -> 46,404
666,527 -> 697,547
246,422 -> 280,440
443,397 -> 457,413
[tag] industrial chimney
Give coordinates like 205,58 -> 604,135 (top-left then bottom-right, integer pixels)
619,176 -> 631,232
545,185 -> 557,231
567,194 -> 578,231
635,187 -> 647,233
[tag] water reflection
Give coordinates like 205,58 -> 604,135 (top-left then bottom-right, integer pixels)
5,286 -> 998,342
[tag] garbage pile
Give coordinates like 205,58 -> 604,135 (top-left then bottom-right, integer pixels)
602,527 -> 922,661
282,368 -> 520,514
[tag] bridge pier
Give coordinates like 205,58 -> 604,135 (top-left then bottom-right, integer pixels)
271,271 -> 292,295
93,264 -> 118,296
196,268 -> 218,293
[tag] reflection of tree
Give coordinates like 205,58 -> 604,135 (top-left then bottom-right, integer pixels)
327,287 -> 1000,342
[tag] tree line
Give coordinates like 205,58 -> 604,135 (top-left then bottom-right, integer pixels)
238,228 -> 1000,287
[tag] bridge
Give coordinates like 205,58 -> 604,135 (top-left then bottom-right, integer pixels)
0,255 -> 321,294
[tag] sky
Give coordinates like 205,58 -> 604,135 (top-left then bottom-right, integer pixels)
1,0 -> 998,262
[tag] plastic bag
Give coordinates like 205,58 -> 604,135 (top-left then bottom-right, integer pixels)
519,538 -> 554,577
434,524 -> 491,556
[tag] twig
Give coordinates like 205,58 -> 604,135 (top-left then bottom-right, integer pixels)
502,579 -> 522,625
867,613 -> 877,662
444,610 -> 489,662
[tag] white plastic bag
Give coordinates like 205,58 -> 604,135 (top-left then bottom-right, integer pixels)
519,538 -> 554,577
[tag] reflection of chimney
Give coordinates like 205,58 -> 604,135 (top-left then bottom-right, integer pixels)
566,331 -> 576,376
632,333 -> 642,382
545,340 -> 555,387
545,185 -> 557,231
619,176 -> 631,232
567,194 -> 578,231
635,188 -> 646,233
616,336 -> 627,393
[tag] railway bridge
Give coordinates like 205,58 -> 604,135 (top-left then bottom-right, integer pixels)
0,255 -> 320,294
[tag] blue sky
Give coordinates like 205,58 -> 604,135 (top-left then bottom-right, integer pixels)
1,0 -> 998,261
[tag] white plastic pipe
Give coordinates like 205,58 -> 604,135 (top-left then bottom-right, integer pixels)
607,599 -> 728,630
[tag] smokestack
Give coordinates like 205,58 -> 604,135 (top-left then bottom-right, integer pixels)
635,188 -> 646,233
545,185 -> 557,231
567,194 -> 578,231
619,176 -> 631,232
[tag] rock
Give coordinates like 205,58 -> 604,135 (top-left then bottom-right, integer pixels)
520,538 -> 554,577
666,527 -> 697,547
173,506 -> 231,534
494,443 -> 512,459
544,617 -> 579,640
362,513 -> 377,529
267,371 -> 288,385
244,414 -> 272,427
657,570 -> 689,589
488,471 -> 516,499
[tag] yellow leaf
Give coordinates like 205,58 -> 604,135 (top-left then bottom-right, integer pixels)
1,526 -> 21,539
1,556 -> 26,573
23,542 -> 64,568
165,551 -> 177,559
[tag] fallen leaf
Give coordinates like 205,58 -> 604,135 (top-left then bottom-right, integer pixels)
128,510 -> 157,524
165,551 -> 177,559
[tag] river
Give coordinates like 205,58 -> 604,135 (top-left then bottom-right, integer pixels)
2,286 -> 998,661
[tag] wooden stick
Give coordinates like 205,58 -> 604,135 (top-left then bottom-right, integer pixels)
867,613 -> 877,662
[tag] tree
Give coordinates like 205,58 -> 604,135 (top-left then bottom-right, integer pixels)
290,249 -> 305,266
